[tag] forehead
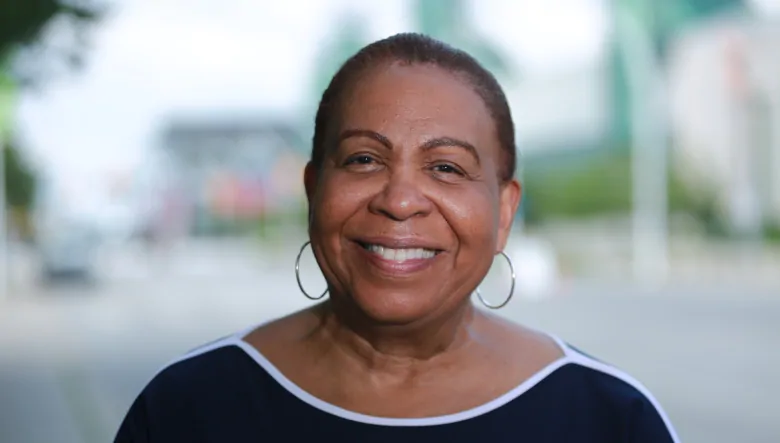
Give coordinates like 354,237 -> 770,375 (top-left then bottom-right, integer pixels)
340,63 -> 497,147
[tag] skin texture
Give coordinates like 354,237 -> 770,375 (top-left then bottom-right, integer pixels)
246,62 -> 562,418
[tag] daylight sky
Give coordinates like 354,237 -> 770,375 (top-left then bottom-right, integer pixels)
14,0 -> 610,218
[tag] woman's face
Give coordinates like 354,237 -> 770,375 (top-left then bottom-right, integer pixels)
305,63 -> 521,324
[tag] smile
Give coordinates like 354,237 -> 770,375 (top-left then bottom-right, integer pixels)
361,244 -> 438,261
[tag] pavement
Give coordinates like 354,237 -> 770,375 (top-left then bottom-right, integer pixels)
1,240 -> 779,443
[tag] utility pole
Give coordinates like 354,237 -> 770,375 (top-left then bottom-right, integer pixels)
614,0 -> 670,285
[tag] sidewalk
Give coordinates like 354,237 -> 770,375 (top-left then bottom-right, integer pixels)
531,222 -> 780,287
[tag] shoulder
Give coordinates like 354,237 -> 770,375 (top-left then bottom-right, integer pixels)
140,332 -> 265,402
548,340 -> 680,443
145,336 -> 245,391
114,333 -> 260,442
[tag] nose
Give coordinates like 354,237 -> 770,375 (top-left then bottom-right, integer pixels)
368,169 -> 433,221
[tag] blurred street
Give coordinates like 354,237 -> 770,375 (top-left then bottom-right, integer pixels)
1,240 -> 778,443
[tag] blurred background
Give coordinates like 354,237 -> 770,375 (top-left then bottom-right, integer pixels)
1,0 -> 779,442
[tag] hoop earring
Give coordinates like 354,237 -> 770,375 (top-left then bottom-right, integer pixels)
475,251 -> 516,309
295,241 -> 328,301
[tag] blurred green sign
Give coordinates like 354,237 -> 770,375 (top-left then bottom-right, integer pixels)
608,0 -> 745,146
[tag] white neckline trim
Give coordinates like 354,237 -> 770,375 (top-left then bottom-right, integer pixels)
224,329 -> 572,427
169,331 -> 677,438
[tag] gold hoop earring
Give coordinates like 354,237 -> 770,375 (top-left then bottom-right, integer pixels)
295,241 -> 328,301
475,251 -> 516,309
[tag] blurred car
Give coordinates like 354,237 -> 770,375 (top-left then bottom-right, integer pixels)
38,224 -> 100,285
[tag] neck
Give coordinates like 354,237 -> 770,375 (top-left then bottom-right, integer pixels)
314,298 -> 479,374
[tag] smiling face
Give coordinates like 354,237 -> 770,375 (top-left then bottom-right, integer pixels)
305,62 -> 521,325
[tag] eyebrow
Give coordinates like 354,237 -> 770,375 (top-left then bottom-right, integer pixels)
338,129 -> 480,164
338,129 -> 392,148
420,136 -> 480,164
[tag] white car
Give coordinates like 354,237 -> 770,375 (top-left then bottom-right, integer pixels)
38,224 -> 100,284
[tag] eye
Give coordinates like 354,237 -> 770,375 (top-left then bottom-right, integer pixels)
431,163 -> 464,175
344,154 -> 376,166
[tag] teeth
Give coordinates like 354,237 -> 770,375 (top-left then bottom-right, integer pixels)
366,244 -> 436,261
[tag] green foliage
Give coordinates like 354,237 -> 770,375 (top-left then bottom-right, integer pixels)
522,152 -> 706,225
765,224 -> 780,243
0,0 -> 100,238
310,15 -> 368,105
255,203 -> 308,241
0,0 -> 102,85
0,0 -> 98,53
3,138 -> 37,209
523,154 -> 630,223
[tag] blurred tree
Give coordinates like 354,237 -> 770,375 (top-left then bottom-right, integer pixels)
301,13 -> 370,160
1,0 -> 102,240
310,14 -> 369,106
2,136 -> 37,238
2,137 -> 35,209
0,0 -> 102,86
413,0 -> 514,79
522,151 -> 709,225
309,0 -> 517,124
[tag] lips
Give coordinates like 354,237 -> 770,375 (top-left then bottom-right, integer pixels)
352,237 -> 444,273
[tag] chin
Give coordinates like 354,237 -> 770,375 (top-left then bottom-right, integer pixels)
348,287 -> 442,326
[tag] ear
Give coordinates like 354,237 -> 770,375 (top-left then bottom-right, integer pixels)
496,179 -> 522,253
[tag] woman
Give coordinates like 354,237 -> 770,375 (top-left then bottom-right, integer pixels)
115,33 -> 679,442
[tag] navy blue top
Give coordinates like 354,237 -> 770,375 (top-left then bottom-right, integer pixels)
114,330 -> 679,443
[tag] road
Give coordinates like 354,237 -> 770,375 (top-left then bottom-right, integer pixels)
1,246 -> 778,443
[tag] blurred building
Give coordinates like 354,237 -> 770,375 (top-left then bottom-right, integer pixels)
156,116 -> 307,237
668,13 -> 780,234
509,63 -> 610,157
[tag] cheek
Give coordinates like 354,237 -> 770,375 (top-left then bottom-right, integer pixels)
311,173 -> 372,234
438,187 -> 500,246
